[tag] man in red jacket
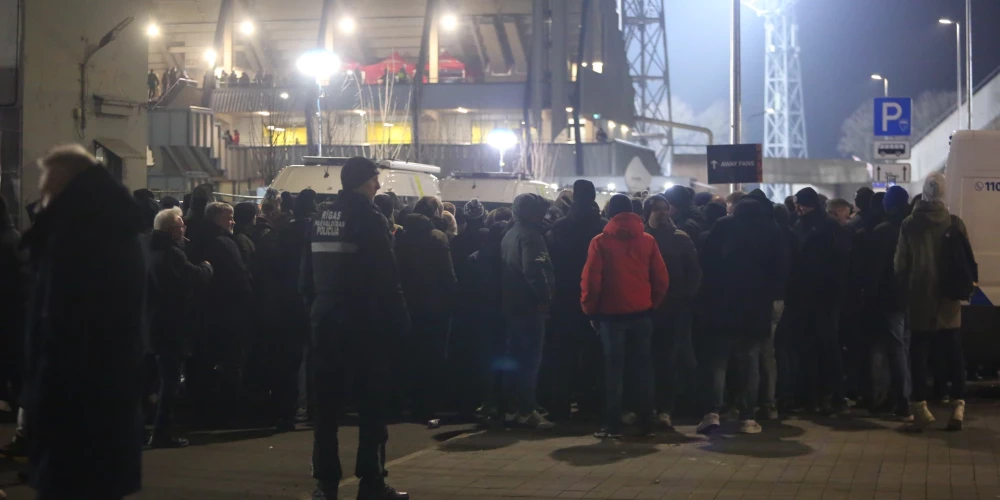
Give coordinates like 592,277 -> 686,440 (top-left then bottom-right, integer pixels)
581,194 -> 670,438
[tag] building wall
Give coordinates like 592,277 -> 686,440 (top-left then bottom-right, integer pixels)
19,0 -> 148,213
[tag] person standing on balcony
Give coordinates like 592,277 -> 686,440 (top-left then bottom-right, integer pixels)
148,70 -> 160,99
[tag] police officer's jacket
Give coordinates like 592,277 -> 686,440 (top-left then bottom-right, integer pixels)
302,189 -> 410,338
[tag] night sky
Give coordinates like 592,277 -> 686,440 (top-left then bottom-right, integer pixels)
664,0 -> 1000,158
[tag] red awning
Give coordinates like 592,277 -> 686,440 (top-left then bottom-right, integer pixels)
428,50 -> 466,72
361,52 -> 415,84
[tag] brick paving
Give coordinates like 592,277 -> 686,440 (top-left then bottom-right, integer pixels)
335,402 -> 1000,500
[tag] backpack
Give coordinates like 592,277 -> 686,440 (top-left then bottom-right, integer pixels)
938,215 -> 978,301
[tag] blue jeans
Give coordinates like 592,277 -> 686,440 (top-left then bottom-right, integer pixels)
867,311 -> 911,414
600,317 -> 653,433
702,335 -> 763,420
503,314 -> 547,415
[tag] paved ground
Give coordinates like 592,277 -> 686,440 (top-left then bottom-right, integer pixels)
5,402 -> 1000,499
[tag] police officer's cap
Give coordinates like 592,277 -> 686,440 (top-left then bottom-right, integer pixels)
342,157 -> 381,191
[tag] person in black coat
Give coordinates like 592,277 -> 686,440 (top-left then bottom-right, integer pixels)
695,189 -> 788,434
396,207 -> 458,419
643,195 -> 702,428
233,201 -> 258,274
187,201 -> 251,425
0,196 -> 25,416
862,186 -> 912,419
783,187 -> 850,413
664,185 -> 704,247
147,207 -> 213,447
448,199 -> 490,415
542,180 -> 608,420
249,190 -> 315,430
20,146 -> 147,499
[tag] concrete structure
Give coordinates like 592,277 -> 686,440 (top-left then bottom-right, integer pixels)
0,0 -> 149,227
145,0 -> 648,196
910,65 -> 1000,189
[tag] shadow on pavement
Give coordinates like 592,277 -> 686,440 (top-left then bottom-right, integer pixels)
549,440 -> 659,466
700,420 -> 813,459
796,413 -> 888,432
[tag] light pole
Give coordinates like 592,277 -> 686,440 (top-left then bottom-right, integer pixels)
486,129 -> 518,171
296,49 -> 341,157
871,74 -> 888,97
939,19 -> 963,130
966,0 -> 973,130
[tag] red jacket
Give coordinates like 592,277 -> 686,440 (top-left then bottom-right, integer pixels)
581,213 -> 670,318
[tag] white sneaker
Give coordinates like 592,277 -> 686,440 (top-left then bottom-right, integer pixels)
697,413 -> 721,435
739,420 -> 763,434
517,411 -> 555,429
621,412 -> 638,425
657,412 -> 673,428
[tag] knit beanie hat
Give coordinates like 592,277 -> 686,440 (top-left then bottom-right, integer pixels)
341,156 -> 380,191
923,171 -> 947,203
693,191 -> 714,207
463,198 -> 486,219
794,187 -> 820,208
607,194 -> 633,219
883,185 -> 910,212
573,179 -> 597,204
663,185 -> 693,208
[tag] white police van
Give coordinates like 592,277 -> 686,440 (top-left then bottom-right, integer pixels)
269,156 -> 441,207
944,130 -> 1000,360
440,172 -> 557,211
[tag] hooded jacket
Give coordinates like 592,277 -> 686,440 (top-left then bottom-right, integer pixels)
501,194 -> 555,316
700,193 -> 789,336
895,200 -> 967,332
863,207 -> 908,313
581,213 -> 670,319
645,218 -> 702,301
20,166 -> 146,498
787,205 -> 849,310
397,213 -> 458,317
546,201 -> 608,311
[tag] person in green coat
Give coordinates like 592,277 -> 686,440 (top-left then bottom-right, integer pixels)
894,172 -> 968,432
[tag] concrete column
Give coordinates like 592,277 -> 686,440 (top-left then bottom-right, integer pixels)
429,21 -> 440,84
324,6 -> 335,51
549,0 -> 568,142
223,13 -> 234,72
529,0 -> 544,135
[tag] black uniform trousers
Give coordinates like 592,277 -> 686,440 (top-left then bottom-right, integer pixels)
311,296 -> 390,488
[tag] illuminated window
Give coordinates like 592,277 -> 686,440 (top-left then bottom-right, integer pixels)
367,122 -> 413,144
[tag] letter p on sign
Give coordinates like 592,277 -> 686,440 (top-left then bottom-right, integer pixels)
874,97 -> 912,137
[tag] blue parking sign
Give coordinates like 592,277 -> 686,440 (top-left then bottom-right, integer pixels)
873,97 -> 912,137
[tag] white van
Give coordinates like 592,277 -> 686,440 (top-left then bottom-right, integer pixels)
945,130 -> 1000,305
943,130 -> 1000,361
440,172 -> 557,211
269,156 -> 441,207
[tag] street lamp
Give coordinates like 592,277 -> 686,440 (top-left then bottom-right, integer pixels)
486,129 -> 518,170
871,74 -> 888,97
338,17 -> 356,34
441,14 -> 459,31
240,20 -> 255,35
297,49 -> 341,157
940,18 -> 963,130
146,23 -> 160,37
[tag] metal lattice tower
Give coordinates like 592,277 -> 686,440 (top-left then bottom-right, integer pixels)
622,0 -> 674,172
746,0 -> 809,160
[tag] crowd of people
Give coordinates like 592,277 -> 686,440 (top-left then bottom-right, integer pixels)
0,144 -> 978,499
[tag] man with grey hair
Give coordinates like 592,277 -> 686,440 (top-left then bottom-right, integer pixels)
188,201 -> 251,426
148,207 -> 213,448
21,144 -> 147,499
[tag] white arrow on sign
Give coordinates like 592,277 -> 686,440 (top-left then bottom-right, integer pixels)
873,141 -> 911,160
710,160 -> 718,169
876,163 -> 911,183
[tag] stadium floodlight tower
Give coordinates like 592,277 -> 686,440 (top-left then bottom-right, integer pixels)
744,0 -> 809,161
622,0 -> 675,173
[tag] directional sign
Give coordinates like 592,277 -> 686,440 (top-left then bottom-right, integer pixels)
874,97 -> 912,137
874,163 -> 911,183
873,141 -> 911,160
706,144 -> 763,185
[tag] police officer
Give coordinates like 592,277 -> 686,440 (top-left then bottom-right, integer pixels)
302,157 -> 411,500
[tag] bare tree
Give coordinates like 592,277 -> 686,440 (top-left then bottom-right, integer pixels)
347,68 -> 413,161
245,88 -> 299,184
838,90 -> 957,161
